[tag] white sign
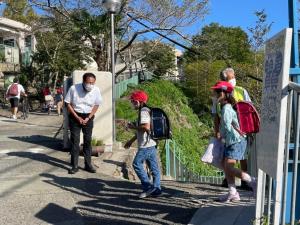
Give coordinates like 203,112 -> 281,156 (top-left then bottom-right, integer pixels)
257,29 -> 292,179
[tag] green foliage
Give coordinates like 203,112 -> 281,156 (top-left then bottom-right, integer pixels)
183,22 -> 265,115
32,11 -> 93,86
183,60 -> 227,113
230,61 -> 264,111
183,59 -> 263,113
248,9 -> 273,52
0,50 -> 5,62
141,42 -> 176,78
116,100 -> 136,121
185,23 -> 253,64
3,0 -> 38,24
116,80 -> 217,175
91,138 -> 104,146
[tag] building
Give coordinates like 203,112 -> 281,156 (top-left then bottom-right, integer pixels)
0,17 -> 36,74
115,42 -> 184,82
84,40 -> 184,83
164,48 -> 184,82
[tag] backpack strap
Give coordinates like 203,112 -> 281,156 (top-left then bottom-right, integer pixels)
138,104 -> 152,146
231,123 -> 246,137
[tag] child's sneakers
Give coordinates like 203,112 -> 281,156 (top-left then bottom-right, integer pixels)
139,187 -> 162,198
218,191 -> 240,202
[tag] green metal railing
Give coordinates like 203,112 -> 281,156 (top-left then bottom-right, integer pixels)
165,139 -> 224,184
22,50 -> 32,66
115,75 -> 139,98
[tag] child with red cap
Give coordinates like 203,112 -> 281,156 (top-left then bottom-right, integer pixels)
211,81 -> 256,202
124,90 -> 162,198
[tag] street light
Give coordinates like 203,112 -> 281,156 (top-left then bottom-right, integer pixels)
102,0 -> 121,143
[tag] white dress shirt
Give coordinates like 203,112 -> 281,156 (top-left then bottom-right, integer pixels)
64,83 -> 102,114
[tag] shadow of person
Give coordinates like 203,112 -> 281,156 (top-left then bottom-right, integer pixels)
39,173 -> 197,225
7,151 -> 69,171
9,135 -> 63,151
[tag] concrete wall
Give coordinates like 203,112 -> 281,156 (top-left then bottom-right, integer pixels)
69,70 -> 113,152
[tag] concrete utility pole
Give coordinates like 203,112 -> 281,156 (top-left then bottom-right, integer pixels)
102,0 -> 122,142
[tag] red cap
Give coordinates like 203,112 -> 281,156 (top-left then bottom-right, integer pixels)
211,81 -> 233,93
130,90 -> 148,103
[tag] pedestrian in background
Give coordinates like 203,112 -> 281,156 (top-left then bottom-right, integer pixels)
6,77 -> 27,120
42,85 -> 53,114
64,72 -> 102,174
55,84 -> 63,116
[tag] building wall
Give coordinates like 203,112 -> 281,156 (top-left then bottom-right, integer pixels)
0,17 -> 35,71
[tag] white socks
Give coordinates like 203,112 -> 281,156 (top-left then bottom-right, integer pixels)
228,184 -> 237,194
241,173 -> 253,183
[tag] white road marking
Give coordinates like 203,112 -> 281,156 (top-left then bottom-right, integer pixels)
0,148 -> 45,154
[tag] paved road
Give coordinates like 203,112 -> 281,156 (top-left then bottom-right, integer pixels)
0,113 -> 202,225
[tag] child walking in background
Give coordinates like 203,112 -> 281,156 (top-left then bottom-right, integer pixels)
211,81 -> 256,202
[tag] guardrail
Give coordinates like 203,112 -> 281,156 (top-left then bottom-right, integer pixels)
115,75 -> 139,99
255,81 -> 300,225
165,139 -> 224,184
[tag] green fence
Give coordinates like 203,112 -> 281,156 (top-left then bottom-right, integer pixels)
115,75 -> 139,99
22,50 -> 32,66
165,139 -> 224,184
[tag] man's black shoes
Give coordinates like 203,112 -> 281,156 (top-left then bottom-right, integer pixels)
85,166 -> 96,173
68,167 -> 79,174
68,166 -> 96,174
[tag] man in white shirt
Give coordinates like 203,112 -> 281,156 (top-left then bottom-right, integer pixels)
64,72 -> 102,174
124,90 -> 162,198
6,77 -> 27,120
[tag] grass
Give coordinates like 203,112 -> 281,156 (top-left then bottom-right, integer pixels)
116,79 -> 218,175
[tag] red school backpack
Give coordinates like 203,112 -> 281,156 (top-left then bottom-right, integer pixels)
8,83 -> 18,96
234,101 -> 260,134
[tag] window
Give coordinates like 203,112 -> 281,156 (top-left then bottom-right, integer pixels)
4,39 -> 14,47
25,35 -> 31,48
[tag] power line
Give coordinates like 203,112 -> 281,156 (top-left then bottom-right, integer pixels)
126,13 -> 201,56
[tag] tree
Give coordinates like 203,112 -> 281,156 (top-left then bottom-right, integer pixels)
185,23 -> 253,64
3,0 -> 38,24
184,60 -> 227,113
248,9 -> 272,77
27,0 -> 209,74
32,12 -> 91,86
141,42 -> 176,77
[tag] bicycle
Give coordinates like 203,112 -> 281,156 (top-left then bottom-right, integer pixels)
21,96 -> 29,120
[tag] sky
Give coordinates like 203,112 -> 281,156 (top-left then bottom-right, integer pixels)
190,0 -> 288,39
0,0 -> 290,46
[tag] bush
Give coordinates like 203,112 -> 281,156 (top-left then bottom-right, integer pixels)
116,80 -> 217,175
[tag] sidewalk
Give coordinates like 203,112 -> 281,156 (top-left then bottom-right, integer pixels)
188,190 -> 255,225
0,112 -> 255,225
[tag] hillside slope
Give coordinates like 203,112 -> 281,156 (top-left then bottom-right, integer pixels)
116,80 -> 217,175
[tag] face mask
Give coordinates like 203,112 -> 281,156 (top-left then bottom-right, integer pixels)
84,83 -> 94,92
131,100 -> 140,110
228,78 -> 236,87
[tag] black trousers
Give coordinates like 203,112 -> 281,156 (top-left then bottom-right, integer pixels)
69,112 -> 94,168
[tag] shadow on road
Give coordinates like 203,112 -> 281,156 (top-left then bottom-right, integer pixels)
9,135 -> 64,151
37,173 -> 197,225
7,151 -> 70,171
